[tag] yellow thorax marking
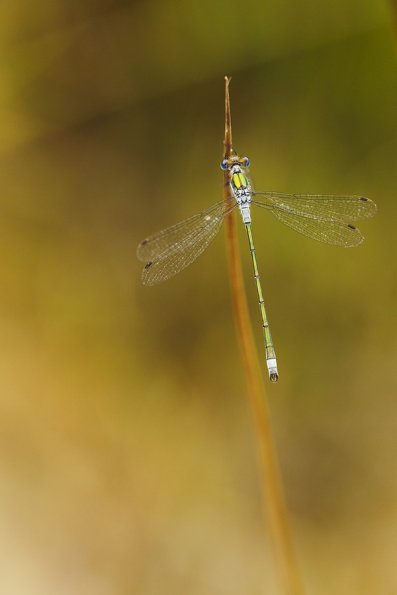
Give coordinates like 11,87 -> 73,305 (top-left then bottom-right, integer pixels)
232,172 -> 247,189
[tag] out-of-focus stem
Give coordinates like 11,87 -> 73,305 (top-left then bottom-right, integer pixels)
223,76 -> 304,595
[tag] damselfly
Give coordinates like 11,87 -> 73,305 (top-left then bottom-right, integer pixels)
137,151 -> 377,382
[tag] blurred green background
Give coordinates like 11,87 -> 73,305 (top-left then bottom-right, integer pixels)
0,1 -> 396,594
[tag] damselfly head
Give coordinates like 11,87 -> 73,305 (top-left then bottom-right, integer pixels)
240,156 -> 250,168
220,155 -> 250,170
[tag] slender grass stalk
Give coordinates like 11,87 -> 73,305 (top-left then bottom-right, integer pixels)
223,76 -> 305,595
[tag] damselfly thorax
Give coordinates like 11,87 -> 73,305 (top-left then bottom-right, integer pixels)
222,155 -> 253,224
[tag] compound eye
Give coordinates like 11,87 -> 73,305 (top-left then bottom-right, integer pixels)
220,159 -> 229,171
241,157 -> 250,167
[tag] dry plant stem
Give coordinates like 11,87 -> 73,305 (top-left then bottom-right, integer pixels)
223,76 -> 304,595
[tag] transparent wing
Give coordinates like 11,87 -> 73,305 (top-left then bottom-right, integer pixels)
252,192 -> 377,247
257,204 -> 364,246
137,200 -> 230,262
137,201 -> 236,285
252,192 -> 377,222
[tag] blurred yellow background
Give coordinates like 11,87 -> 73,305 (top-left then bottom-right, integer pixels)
0,1 -> 396,594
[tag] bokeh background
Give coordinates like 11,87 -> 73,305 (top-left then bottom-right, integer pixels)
0,1 -> 396,594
